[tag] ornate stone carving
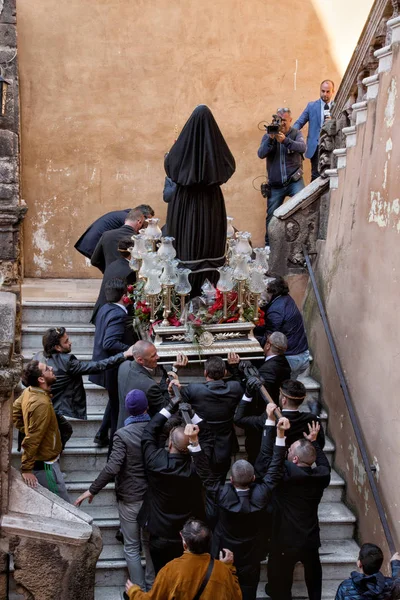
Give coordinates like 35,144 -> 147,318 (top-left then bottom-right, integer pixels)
319,119 -> 337,177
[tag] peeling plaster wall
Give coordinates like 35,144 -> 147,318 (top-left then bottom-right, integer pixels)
304,45 -> 400,555
14,0 -> 375,278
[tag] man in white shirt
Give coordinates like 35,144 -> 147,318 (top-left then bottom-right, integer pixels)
294,80 -> 335,181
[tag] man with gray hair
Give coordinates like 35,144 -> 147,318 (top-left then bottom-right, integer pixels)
186,403 -> 290,600
258,107 -> 306,247
117,340 -> 188,425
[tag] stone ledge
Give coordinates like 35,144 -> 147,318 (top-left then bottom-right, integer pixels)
374,44 -> 393,73
273,177 -> 329,220
362,74 -> 380,100
1,512 -> 92,546
388,15 -> 400,44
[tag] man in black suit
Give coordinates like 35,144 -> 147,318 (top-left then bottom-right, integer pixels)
186,404 -> 290,600
266,421 -> 331,600
236,379 -> 325,464
91,238 -> 136,325
90,278 -> 133,447
75,204 -> 154,260
117,341 -> 188,426
230,332 -> 291,463
138,395 -> 205,574
181,356 -> 243,482
91,208 -> 146,274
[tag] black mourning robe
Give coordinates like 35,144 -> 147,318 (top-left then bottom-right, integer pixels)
165,105 -> 235,296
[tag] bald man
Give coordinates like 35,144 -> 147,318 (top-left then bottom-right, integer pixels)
117,341 -> 188,427
138,398 -> 205,574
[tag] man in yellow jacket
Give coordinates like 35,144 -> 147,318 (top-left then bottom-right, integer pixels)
13,360 -> 69,502
125,518 -> 242,600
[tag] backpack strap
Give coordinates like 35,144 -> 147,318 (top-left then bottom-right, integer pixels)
192,557 -> 215,600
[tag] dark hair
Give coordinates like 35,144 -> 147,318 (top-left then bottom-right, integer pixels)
105,278 -> 127,303
281,379 -> 307,408
204,356 -> 225,380
358,543 -> 384,575
22,360 -> 43,387
181,519 -> 211,554
267,276 -> 289,298
134,204 -> 155,218
42,327 -> 66,357
125,208 -> 144,223
118,237 -> 134,252
320,79 -> 335,90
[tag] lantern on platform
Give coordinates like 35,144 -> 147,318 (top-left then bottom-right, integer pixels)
217,266 -> 234,319
175,268 -> 192,314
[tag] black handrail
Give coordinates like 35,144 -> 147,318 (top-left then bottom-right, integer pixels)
302,244 -> 396,555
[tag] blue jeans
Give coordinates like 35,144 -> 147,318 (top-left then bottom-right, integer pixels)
286,350 -> 310,380
265,178 -> 305,244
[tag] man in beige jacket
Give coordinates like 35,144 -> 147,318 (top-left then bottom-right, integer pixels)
13,360 -> 69,502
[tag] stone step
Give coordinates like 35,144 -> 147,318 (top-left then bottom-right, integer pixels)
66,467 -> 344,507
92,539 -> 358,587
22,323 -> 95,354
12,433 -> 336,473
22,301 -> 94,325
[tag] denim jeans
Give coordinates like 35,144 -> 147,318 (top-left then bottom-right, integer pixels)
286,350 -> 310,380
118,500 -> 155,591
265,178 -> 305,244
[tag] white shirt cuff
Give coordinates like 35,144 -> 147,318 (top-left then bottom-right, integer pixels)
275,437 -> 286,447
188,444 -> 202,453
265,418 -> 275,426
160,408 -> 171,418
192,413 -> 203,425
242,394 -> 252,402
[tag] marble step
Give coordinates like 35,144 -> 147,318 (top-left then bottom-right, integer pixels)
22,323 -> 95,354
66,467 -> 344,507
22,301 -> 95,325
12,433 -> 335,473
92,538 -> 358,587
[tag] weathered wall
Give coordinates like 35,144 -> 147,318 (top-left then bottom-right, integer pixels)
304,44 -> 400,554
16,0 -> 372,278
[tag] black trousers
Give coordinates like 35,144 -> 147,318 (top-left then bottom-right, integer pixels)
237,562 -> 261,600
267,547 -> 322,600
310,148 -> 320,181
149,536 -> 183,574
97,386 -> 120,455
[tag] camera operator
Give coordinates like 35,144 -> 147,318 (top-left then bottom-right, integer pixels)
257,108 -> 306,247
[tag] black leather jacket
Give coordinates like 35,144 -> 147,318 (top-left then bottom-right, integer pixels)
33,351 -> 127,419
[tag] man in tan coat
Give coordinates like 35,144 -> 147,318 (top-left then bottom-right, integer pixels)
125,519 -> 242,600
13,360 -> 69,502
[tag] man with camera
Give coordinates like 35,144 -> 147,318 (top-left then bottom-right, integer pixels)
258,108 -> 306,247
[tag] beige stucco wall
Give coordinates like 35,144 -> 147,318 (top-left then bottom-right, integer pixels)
17,0 -> 372,278
304,44 -> 400,554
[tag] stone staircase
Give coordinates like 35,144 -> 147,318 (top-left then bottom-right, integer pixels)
12,296 -> 360,599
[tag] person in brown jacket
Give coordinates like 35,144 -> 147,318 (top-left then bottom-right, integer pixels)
125,519 -> 242,600
13,360 -> 69,502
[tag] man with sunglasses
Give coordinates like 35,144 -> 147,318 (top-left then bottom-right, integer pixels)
257,107 -> 306,247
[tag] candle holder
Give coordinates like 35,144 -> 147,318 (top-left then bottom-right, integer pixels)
145,218 -> 162,252
175,268 -> 192,315
161,284 -> 174,326
217,266 -> 234,319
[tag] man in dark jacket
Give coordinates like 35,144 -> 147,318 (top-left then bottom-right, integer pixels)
187,404 -> 290,600
90,237 -> 136,325
257,107 -> 306,246
117,341 -> 188,426
90,278 -> 134,446
33,327 -> 133,419
257,276 -> 310,380
74,204 -> 154,260
335,544 -> 400,600
235,379 -> 325,462
74,389 -> 155,591
138,395 -> 205,574
265,421 -> 331,600
229,332 -> 291,463
91,208 -> 146,273
181,356 -> 243,482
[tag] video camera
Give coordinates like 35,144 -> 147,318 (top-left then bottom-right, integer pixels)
264,114 -> 282,135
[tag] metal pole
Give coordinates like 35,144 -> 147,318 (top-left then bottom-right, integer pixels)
302,245 -> 396,554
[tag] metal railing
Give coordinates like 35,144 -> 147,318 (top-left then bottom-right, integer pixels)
302,245 -> 396,555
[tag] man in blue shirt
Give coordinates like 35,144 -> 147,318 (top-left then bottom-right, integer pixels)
258,108 -> 306,246
294,80 -> 335,181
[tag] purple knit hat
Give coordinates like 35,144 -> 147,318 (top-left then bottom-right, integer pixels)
125,389 -> 148,416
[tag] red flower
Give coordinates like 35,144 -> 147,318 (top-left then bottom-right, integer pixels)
227,315 -> 239,323
122,295 -> 133,305
126,284 -> 134,293
168,315 -> 182,327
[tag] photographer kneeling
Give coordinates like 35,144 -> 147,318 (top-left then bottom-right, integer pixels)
257,107 -> 306,247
